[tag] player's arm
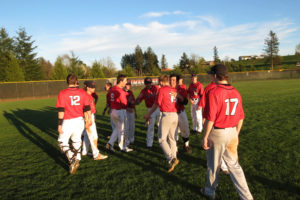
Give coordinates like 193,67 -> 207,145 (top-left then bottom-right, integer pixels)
134,93 -> 143,105
236,119 -> 243,135
57,109 -> 64,134
202,120 -> 214,150
144,103 -> 158,122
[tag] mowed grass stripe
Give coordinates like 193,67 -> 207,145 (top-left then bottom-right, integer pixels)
0,79 -> 299,200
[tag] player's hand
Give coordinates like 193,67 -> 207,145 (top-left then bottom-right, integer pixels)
202,137 -> 210,150
85,120 -> 92,129
58,125 -> 64,135
144,114 -> 150,122
197,106 -> 202,110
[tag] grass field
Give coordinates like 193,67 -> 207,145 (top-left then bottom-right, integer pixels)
0,79 -> 300,200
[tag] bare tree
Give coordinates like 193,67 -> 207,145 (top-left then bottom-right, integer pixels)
263,30 -> 279,70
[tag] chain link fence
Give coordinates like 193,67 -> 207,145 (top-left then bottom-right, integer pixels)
1,69 -> 300,101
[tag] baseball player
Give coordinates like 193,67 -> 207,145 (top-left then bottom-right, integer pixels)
56,74 -> 92,174
197,74 -> 229,174
188,74 -> 204,133
102,82 -> 115,131
105,74 -> 133,152
135,77 -> 160,149
171,75 -> 191,153
144,75 -> 183,172
124,80 -> 137,145
200,64 -> 253,200
82,81 -> 108,160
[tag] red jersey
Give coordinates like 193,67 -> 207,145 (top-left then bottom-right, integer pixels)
178,84 -> 187,91
188,82 -> 204,99
56,87 -> 90,120
176,85 -> 188,111
138,85 -> 159,108
204,84 -> 244,128
156,86 -> 177,112
126,90 -> 136,109
108,85 -> 127,109
87,93 -> 97,114
199,82 -> 217,111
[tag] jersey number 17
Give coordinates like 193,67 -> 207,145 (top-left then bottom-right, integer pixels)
225,98 -> 238,116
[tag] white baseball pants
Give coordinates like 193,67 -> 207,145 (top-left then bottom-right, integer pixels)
191,98 -> 203,132
146,107 -> 161,147
158,112 -> 179,162
82,114 -> 99,158
108,109 -> 127,151
126,111 -> 135,145
58,117 -> 84,161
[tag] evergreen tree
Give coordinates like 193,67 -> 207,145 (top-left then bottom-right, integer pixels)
144,47 -> 159,75
4,53 -> 25,81
51,56 -> 68,80
0,28 -> 15,81
179,52 -> 190,72
15,28 -> 42,80
213,46 -> 221,63
263,30 -> 279,70
90,61 -> 104,78
66,51 -> 85,78
134,45 -> 144,76
160,54 -> 168,70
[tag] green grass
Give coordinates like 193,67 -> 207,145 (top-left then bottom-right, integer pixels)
0,79 -> 300,200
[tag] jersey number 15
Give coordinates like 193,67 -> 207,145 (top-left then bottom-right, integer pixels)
225,98 -> 238,116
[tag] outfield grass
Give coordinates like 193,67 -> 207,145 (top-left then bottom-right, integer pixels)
0,79 -> 299,200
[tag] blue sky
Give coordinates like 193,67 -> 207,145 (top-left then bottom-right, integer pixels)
1,0 -> 299,69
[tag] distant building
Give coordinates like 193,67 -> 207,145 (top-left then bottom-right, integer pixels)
239,55 -> 265,61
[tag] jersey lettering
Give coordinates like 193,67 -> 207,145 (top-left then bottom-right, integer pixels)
69,96 -> 80,106
169,92 -> 177,103
225,98 -> 238,116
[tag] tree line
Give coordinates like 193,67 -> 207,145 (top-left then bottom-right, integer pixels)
1,27 -> 299,82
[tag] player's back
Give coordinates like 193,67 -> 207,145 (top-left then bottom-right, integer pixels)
57,88 -> 89,119
208,84 -> 244,128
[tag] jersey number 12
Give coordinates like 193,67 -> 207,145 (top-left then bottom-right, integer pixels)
70,96 -> 80,106
225,98 -> 238,116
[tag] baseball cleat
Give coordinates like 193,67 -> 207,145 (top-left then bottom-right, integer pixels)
94,153 -> 108,160
183,145 -> 192,153
69,159 -> 80,174
200,188 -> 215,200
82,152 -> 93,157
105,143 -> 115,152
121,147 -> 133,152
168,158 -> 179,173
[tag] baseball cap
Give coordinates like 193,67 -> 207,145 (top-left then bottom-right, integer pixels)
144,77 -> 152,84
207,64 -> 228,77
85,80 -> 96,88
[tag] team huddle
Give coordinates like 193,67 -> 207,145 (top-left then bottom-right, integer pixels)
56,64 -> 253,200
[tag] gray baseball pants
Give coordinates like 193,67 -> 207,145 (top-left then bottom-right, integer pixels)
158,112 -> 178,162
204,127 -> 253,200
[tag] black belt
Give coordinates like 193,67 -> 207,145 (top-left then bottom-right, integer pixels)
214,126 -> 225,129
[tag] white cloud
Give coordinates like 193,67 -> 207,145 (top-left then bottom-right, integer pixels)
140,10 -> 188,18
36,17 -> 298,69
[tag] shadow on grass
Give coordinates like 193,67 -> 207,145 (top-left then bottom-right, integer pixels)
249,175 -> 300,195
3,111 -> 68,171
